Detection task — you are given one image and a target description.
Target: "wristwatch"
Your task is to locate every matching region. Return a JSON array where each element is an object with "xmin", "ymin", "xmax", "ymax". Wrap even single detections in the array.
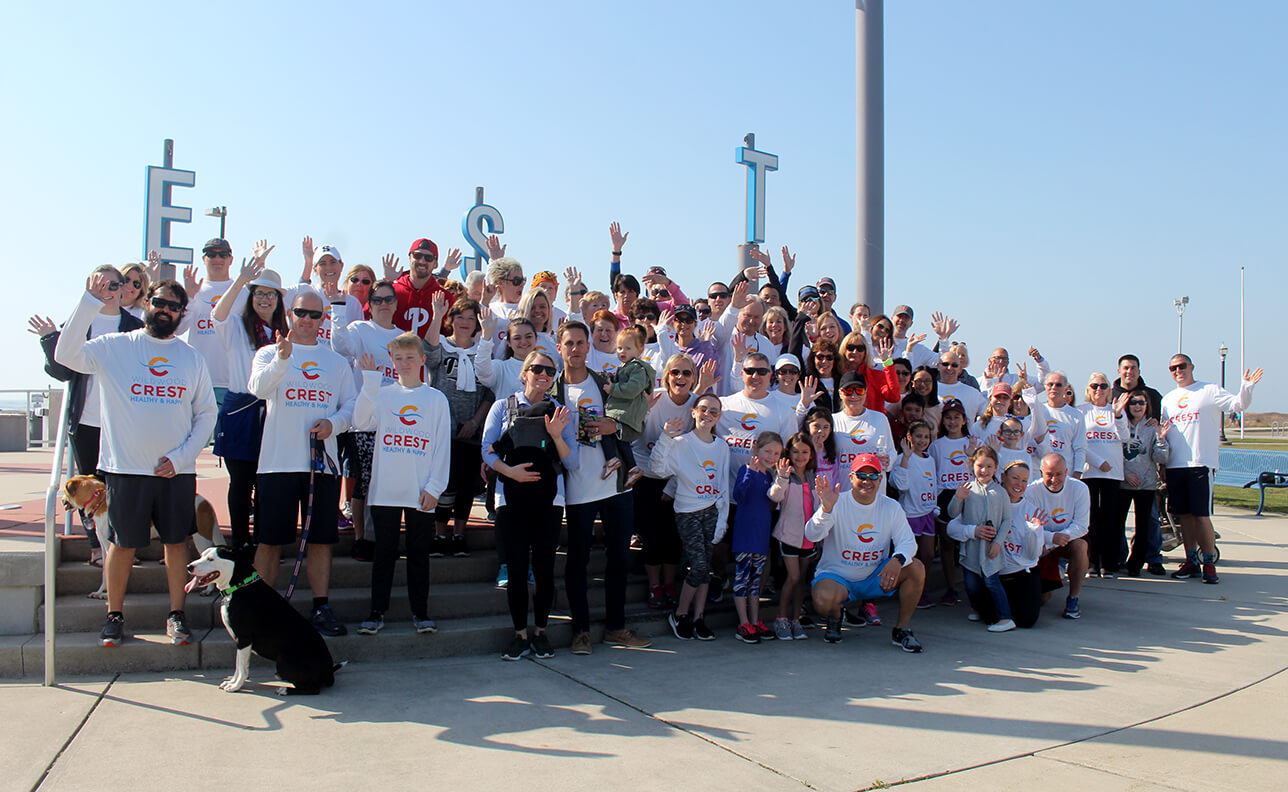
[{"xmin": 892, "ymin": 553, "xmax": 907, "ymax": 565}]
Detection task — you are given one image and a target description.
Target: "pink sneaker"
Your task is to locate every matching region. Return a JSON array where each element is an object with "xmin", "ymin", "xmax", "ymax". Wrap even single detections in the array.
[{"xmin": 862, "ymin": 602, "xmax": 881, "ymax": 626}]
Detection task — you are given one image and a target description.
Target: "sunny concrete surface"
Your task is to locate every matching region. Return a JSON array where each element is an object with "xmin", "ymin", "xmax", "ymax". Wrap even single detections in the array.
[{"xmin": 3, "ymin": 507, "xmax": 1285, "ymax": 792}]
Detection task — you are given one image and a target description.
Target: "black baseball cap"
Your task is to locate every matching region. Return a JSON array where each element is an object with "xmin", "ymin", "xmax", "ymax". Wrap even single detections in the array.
[
  {"xmin": 673, "ymin": 304, "xmax": 697, "ymax": 321},
  {"xmin": 838, "ymin": 371, "xmax": 868, "ymax": 390},
  {"xmin": 203, "ymin": 238, "xmax": 231, "ymax": 255}
]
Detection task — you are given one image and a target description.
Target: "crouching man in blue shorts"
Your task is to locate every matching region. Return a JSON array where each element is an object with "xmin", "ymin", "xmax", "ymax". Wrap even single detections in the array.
[{"xmin": 807, "ymin": 452, "xmax": 926, "ymax": 652}]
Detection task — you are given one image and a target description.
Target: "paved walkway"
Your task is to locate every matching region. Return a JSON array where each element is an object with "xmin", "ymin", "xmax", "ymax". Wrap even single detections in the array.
[{"xmin": 3, "ymin": 447, "xmax": 1286, "ymax": 791}]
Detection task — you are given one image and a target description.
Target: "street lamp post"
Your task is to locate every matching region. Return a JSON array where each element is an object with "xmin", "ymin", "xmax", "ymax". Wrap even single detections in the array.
[
  {"xmin": 204, "ymin": 206, "xmax": 227, "ymax": 239},
  {"xmin": 1219, "ymin": 343, "xmax": 1229, "ymax": 442},
  {"xmin": 1173, "ymin": 296, "xmax": 1189, "ymax": 352}
]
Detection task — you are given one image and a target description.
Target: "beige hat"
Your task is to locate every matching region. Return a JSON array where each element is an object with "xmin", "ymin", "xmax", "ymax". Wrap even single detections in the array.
[{"xmin": 247, "ymin": 269, "xmax": 284, "ymax": 294}]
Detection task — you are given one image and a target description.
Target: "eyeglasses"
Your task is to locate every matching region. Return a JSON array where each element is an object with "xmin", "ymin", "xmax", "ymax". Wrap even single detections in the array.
[
  {"xmin": 697, "ymin": 309, "xmax": 712, "ymax": 318},
  {"xmin": 650, "ymin": 290, "xmax": 670, "ymax": 299},
  {"xmin": 852, "ymin": 471, "xmax": 881, "ymax": 482},
  {"xmin": 840, "ymin": 386, "xmax": 866, "ymax": 395},
  {"xmin": 814, "ymin": 354, "xmax": 835, "ymax": 361},
  {"xmin": 124, "ymin": 278, "xmax": 141, "ymax": 289},
  {"xmin": 499, "ymin": 276, "xmax": 525, "ymax": 286},
  {"xmin": 411, "ymin": 252, "xmax": 436, "ymax": 262},
  {"xmin": 1168, "ymin": 363, "xmax": 1189, "ymax": 372},
  {"xmin": 777, "ymin": 367, "xmax": 799, "ymax": 376},
  {"xmin": 1000, "ymin": 429, "xmax": 1023, "ymax": 437},
  {"xmin": 1089, "ymin": 383, "xmax": 1110, "ymax": 390},
  {"xmin": 368, "ymin": 294, "xmax": 396, "ymax": 305},
  {"xmin": 150, "ymin": 296, "xmax": 182, "ymax": 311},
  {"xmin": 292, "ymin": 308, "xmax": 324, "ymax": 320},
  {"xmin": 250, "ymin": 289, "xmax": 279, "ymax": 300},
  {"xmin": 349, "ymin": 276, "xmax": 372, "ymax": 285},
  {"xmin": 694, "ymin": 405, "xmax": 721, "ymax": 415},
  {"xmin": 817, "ymin": 284, "xmax": 836, "ymax": 294},
  {"xmin": 105, "ymin": 281, "xmax": 121, "ymax": 291},
  {"xmin": 707, "ymin": 291, "xmax": 731, "ymax": 300},
  {"xmin": 668, "ymin": 368, "xmax": 694, "ymax": 377},
  {"xmin": 525, "ymin": 364, "xmax": 557, "ymax": 376},
  {"xmin": 743, "ymin": 367, "xmax": 771, "ymax": 376},
  {"xmin": 569, "ymin": 288, "xmax": 588, "ymax": 296},
  {"xmin": 939, "ymin": 361, "xmax": 960, "ymax": 368},
  {"xmin": 1045, "ymin": 381, "xmax": 1067, "ymax": 389}
]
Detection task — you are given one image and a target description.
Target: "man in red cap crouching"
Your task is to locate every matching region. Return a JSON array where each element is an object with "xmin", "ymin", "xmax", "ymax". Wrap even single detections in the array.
[{"xmin": 807, "ymin": 453, "xmax": 926, "ymax": 652}]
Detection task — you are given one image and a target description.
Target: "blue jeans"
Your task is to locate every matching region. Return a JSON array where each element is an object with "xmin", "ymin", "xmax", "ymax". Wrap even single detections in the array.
[
  {"xmin": 565, "ymin": 492, "xmax": 634, "ymax": 634},
  {"xmin": 963, "ymin": 567, "xmax": 1012, "ymax": 622}
]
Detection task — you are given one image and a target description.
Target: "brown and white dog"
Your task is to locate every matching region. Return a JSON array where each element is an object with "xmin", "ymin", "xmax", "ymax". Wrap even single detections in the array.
[{"xmin": 62, "ymin": 474, "xmax": 221, "ymax": 598}]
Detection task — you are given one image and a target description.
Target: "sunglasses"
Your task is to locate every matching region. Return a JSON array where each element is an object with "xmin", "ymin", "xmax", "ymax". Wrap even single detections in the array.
[
  {"xmin": 349, "ymin": 276, "xmax": 372, "ymax": 285},
  {"xmin": 852, "ymin": 470, "xmax": 881, "ymax": 482},
  {"xmin": 250, "ymin": 289, "xmax": 279, "ymax": 300},
  {"xmin": 634, "ymin": 314, "xmax": 659, "ymax": 322},
  {"xmin": 1046, "ymin": 382, "xmax": 1067, "ymax": 389},
  {"xmin": 708, "ymin": 292, "xmax": 731, "ymax": 300},
  {"xmin": 695, "ymin": 405, "xmax": 722, "ymax": 415},
  {"xmin": 368, "ymin": 295, "xmax": 396, "ymax": 305},
  {"xmin": 204, "ymin": 251, "xmax": 231, "ymax": 258},
  {"xmin": 568, "ymin": 288, "xmax": 588, "ymax": 296},
  {"xmin": 499, "ymin": 276, "xmax": 526, "ymax": 286},
  {"xmin": 124, "ymin": 278, "xmax": 141, "ymax": 289},
  {"xmin": 815, "ymin": 354, "xmax": 835, "ymax": 361},
  {"xmin": 841, "ymin": 386, "xmax": 866, "ymax": 395},
  {"xmin": 105, "ymin": 281, "xmax": 121, "ymax": 291},
  {"xmin": 674, "ymin": 315, "xmax": 696, "ymax": 324},
  {"xmin": 1129, "ymin": 400, "xmax": 1147, "ymax": 407},
  {"xmin": 668, "ymin": 368, "xmax": 694, "ymax": 377},
  {"xmin": 817, "ymin": 284, "xmax": 836, "ymax": 294},
  {"xmin": 743, "ymin": 367, "xmax": 771, "ymax": 376},
  {"xmin": 1168, "ymin": 363, "xmax": 1189, "ymax": 372},
  {"xmin": 777, "ymin": 367, "xmax": 800, "ymax": 376},
  {"xmin": 1089, "ymin": 383, "xmax": 1110, "ymax": 390},
  {"xmin": 292, "ymin": 308, "xmax": 324, "ymax": 320},
  {"xmin": 939, "ymin": 361, "xmax": 960, "ymax": 368},
  {"xmin": 411, "ymin": 252, "xmax": 436, "ymax": 262},
  {"xmin": 697, "ymin": 309, "xmax": 712, "ymax": 317},
  {"xmin": 150, "ymin": 296, "xmax": 181, "ymax": 311},
  {"xmin": 525, "ymin": 364, "xmax": 557, "ymax": 376}
]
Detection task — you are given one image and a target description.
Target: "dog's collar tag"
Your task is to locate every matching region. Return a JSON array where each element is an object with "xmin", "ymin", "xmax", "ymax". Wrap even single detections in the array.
[{"xmin": 224, "ymin": 572, "xmax": 261, "ymax": 597}]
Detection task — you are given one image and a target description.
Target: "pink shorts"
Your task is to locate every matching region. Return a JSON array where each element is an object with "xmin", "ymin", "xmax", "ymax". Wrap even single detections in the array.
[{"xmin": 907, "ymin": 512, "xmax": 937, "ymax": 537}]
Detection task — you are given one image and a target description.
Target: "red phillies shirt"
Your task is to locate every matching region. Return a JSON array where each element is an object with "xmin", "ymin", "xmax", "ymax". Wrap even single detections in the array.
[{"xmin": 392, "ymin": 274, "xmax": 455, "ymax": 338}]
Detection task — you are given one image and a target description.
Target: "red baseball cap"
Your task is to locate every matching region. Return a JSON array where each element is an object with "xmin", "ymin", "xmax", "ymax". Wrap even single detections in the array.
[
  {"xmin": 850, "ymin": 453, "xmax": 883, "ymax": 474},
  {"xmin": 409, "ymin": 238, "xmax": 438, "ymax": 258}
]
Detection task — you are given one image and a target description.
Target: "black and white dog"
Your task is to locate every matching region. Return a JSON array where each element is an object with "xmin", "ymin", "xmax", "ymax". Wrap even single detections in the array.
[{"xmin": 187, "ymin": 545, "xmax": 342, "ymax": 695}]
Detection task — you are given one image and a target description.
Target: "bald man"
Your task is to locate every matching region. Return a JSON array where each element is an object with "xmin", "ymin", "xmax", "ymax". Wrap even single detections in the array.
[{"xmin": 1025, "ymin": 454, "xmax": 1090, "ymax": 619}]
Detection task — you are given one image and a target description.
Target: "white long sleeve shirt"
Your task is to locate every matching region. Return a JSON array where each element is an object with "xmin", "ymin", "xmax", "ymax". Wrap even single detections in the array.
[
  {"xmin": 331, "ymin": 316, "xmax": 402, "ymax": 388},
  {"xmin": 929, "ymin": 436, "xmax": 973, "ymax": 491},
  {"xmin": 806, "ymin": 492, "xmax": 917, "ymax": 582},
  {"xmin": 1024, "ymin": 477, "xmax": 1090, "ymax": 548},
  {"xmin": 284, "ymin": 283, "xmax": 363, "ymax": 346},
  {"xmin": 831, "ymin": 409, "xmax": 895, "ymax": 478},
  {"xmin": 248, "ymin": 342, "xmax": 357, "ymax": 474},
  {"xmin": 635, "ymin": 393, "xmax": 695, "ymax": 480},
  {"xmin": 1080, "ymin": 403, "xmax": 1129, "ymax": 480},
  {"xmin": 890, "ymin": 452, "xmax": 939, "ymax": 518},
  {"xmin": 1161, "ymin": 379, "xmax": 1255, "ymax": 470},
  {"xmin": 187, "ymin": 279, "xmax": 239, "ymax": 388},
  {"xmin": 718, "ymin": 390, "xmax": 798, "ymax": 487},
  {"xmin": 938, "ymin": 381, "xmax": 985, "ymax": 420},
  {"xmin": 946, "ymin": 492, "xmax": 1045, "ymax": 575},
  {"xmin": 352, "ymin": 372, "xmax": 451, "ymax": 508},
  {"xmin": 55, "ymin": 291, "xmax": 216, "ymax": 476},
  {"xmin": 650, "ymin": 431, "xmax": 730, "ymax": 527},
  {"xmin": 1031, "ymin": 400, "xmax": 1087, "ymax": 473},
  {"xmin": 475, "ymin": 341, "xmax": 524, "ymax": 408}
]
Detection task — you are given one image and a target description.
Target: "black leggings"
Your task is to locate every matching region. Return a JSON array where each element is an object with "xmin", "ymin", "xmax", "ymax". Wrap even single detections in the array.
[
  {"xmin": 496, "ymin": 446, "xmax": 561, "ymax": 631},
  {"xmin": 964, "ymin": 568, "xmax": 1042, "ymax": 628},
  {"xmin": 224, "ymin": 458, "xmax": 257, "ymax": 548},
  {"xmin": 1085, "ymin": 478, "xmax": 1123, "ymax": 572},
  {"xmin": 70, "ymin": 424, "xmax": 102, "ymax": 549},
  {"xmin": 1117, "ymin": 488, "xmax": 1157, "ymax": 570},
  {"xmin": 370, "ymin": 505, "xmax": 433, "ymax": 617},
  {"xmin": 436, "ymin": 440, "xmax": 482, "ymax": 524},
  {"xmin": 634, "ymin": 476, "xmax": 681, "ymax": 566}
]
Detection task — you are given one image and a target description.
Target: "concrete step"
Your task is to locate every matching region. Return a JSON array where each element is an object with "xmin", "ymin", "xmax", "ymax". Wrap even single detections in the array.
[
  {"xmin": 42, "ymin": 575, "xmax": 654, "ymax": 633},
  {"xmin": 12, "ymin": 605, "xmax": 744, "ymax": 678}
]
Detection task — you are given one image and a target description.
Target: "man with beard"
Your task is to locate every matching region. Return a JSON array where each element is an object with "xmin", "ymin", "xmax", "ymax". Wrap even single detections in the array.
[
  {"xmin": 56, "ymin": 274, "xmax": 216, "ymax": 647},
  {"xmin": 387, "ymin": 238, "xmax": 459, "ymax": 339}
]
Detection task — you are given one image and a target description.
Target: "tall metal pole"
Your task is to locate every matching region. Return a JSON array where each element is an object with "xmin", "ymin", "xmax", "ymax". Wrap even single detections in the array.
[
  {"xmin": 1174, "ymin": 296, "xmax": 1188, "ymax": 353},
  {"xmin": 1219, "ymin": 343, "xmax": 1228, "ymax": 443},
  {"xmin": 1240, "ymin": 267, "xmax": 1245, "ymax": 439},
  {"xmin": 855, "ymin": 0, "xmax": 884, "ymax": 313}
]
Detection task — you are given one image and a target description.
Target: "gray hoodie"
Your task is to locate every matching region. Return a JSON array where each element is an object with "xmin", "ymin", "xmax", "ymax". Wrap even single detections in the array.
[{"xmin": 1122, "ymin": 419, "xmax": 1169, "ymax": 491}]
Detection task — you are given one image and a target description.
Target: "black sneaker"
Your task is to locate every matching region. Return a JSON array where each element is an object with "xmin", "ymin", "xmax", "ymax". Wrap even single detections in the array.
[
  {"xmin": 1202, "ymin": 562, "xmax": 1220, "ymax": 584},
  {"xmin": 668, "ymin": 611, "xmax": 694, "ymax": 640},
  {"xmin": 429, "ymin": 535, "xmax": 448, "ymax": 558},
  {"xmin": 692, "ymin": 617, "xmax": 716, "ymax": 641},
  {"xmin": 530, "ymin": 632, "xmax": 554, "ymax": 659},
  {"xmin": 1172, "ymin": 560, "xmax": 1200, "ymax": 579},
  {"xmin": 311, "ymin": 604, "xmax": 348, "ymax": 636},
  {"xmin": 706, "ymin": 574, "xmax": 724, "ymax": 604},
  {"xmin": 1147, "ymin": 562, "xmax": 1167, "ymax": 576},
  {"xmin": 451, "ymin": 534, "xmax": 470, "ymax": 557},
  {"xmin": 502, "ymin": 635, "xmax": 531, "ymax": 661},
  {"xmin": 100, "ymin": 612, "xmax": 125, "ymax": 647},
  {"xmin": 824, "ymin": 617, "xmax": 843, "ymax": 643},
  {"xmin": 891, "ymin": 627, "xmax": 923, "ymax": 653},
  {"xmin": 843, "ymin": 608, "xmax": 865, "ymax": 627},
  {"xmin": 735, "ymin": 623, "xmax": 760, "ymax": 644},
  {"xmin": 350, "ymin": 538, "xmax": 374, "ymax": 562},
  {"xmin": 166, "ymin": 610, "xmax": 192, "ymax": 646}
]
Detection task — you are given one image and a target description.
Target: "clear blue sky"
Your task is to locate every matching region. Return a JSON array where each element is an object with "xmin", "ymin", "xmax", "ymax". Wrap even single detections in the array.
[{"xmin": 4, "ymin": 1, "xmax": 1283, "ymax": 408}]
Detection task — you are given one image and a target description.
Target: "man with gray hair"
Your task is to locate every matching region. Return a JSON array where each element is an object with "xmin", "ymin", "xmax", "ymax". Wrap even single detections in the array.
[
  {"xmin": 715, "ymin": 284, "xmax": 771, "ymax": 396},
  {"xmin": 1032, "ymin": 370, "xmax": 1086, "ymax": 478},
  {"xmin": 1026, "ymin": 453, "xmax": 1090, "ymax": 619}
]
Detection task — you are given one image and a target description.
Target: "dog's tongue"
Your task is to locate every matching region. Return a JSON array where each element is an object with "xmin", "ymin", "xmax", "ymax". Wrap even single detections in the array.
[{"xmin": 184, "ymin": 575, "xmax": 201, "ymax": 594}]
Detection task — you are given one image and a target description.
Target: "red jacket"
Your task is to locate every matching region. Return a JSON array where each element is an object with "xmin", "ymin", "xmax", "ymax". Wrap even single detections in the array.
[
  {"xmin": 392, "ymin": 273, "xmax": 455, "ymax": 338},
  {"xmin": 864, "ymin": 365, "xmax": 901, "ymax": 411}
]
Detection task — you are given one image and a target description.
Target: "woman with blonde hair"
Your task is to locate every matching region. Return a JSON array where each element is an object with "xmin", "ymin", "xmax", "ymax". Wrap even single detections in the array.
[{"xmin": 1080, "ymin": 371, "xmax": 1130, "ymax": 577}]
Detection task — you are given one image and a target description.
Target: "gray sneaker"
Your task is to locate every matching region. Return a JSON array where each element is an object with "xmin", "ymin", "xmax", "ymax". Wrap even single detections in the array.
[
  {"xmin": 773, "ymin": 617, "xmax": 793, "ymax": 641},
  {"xmin": 790, "ymin": 619, "xmax": 808, "ymax": 640},
  {"xmin": 166, "ymin": 611, "xmax": 191, "ymax": 646},
  {"xmin": 412, "ymin": 616, "xmax": 438, "ymax": 634},
  {"xmin": 357, "ymin": 612, "xmax": 384, "ymax": 635},
  {"xmin": 100, "ymin": 612, "xmax": 125, "ymax": 647}
]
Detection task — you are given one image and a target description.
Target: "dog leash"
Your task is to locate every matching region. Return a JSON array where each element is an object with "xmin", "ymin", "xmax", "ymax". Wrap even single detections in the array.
[{"xmin": 284, "ymin": 436, "xmax": 339, "ymax": 602}]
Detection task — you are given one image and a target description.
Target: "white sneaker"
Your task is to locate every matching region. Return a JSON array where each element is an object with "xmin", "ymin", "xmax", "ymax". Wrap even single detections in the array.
[
  {"xmin": 987, "ymin": 618, "xmax": 1017, "ymax": 633},
  {"xmin": 967, "ymin": 611, "xmax": 981, "ymax": 622}
]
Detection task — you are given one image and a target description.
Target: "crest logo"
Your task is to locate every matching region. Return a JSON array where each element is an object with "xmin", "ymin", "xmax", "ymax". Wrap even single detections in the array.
[
  {"xmin": 701, "ymin": 460, "xmax": 717, "ymax": 480},
  {"xmin": 856, "ymin": 524, "xmax": 876, "ymax": 543},
  {"xmin": 299, "ymin": 361, "xmax": 321, "ymax": 380},
  {"xmin": 739, "ymin": 413, "xmax": 758, "ymax": 432},
  {"xmin": 395, "ymin": 405, "xmax": 421, "ymax": 426},
  {"xmin": 145, "ymin": 357, "xmax": 172, "ymax": 377}
]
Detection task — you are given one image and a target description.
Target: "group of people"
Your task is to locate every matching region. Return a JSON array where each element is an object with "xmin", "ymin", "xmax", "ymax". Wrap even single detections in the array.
[{"xmin": 30, "ymin": 225, "xmax": 1262, "ymax": 657}]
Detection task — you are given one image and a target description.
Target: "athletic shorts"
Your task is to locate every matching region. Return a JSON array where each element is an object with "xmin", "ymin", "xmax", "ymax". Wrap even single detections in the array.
[
  {"xmin": 812, "ymin": 559, "xmax": 898, "ymax": 602},
  {"xmin": 255, "ymin": 471, "xmax": 340, "ymax": 546},
  {"xmin": 907, "ymin": 512, "xmax": 937, "ymax": 537},
  {"xmin": 104, "ymin": 473, "xmax": 196, "ymax": 549},
  {"xmin": 775, "ymin": 537, "xmax": 819, "ymax": 559},
  {"xmin": 1037, "ymin": 544, "xmax": 1078, "ymax": 593},
  {"xmin": 1165, "ymin": 467, "xmax": 1211, "ymax": 518}
]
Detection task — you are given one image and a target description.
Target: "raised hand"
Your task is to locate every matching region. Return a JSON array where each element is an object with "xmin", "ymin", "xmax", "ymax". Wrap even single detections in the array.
[
  {"xmin": 251, "ymin": 239, "xmax": 273, "ymax": 262},
  {"xmin": 381, "ymin": 253, "xmax": 401, "ymax": 281},
  {"xmin": 484, "ymin": 235, "xmax": 506, "ymax": 261},
  {"xmin": 274, "ymin": 330, "xmax": 292, "ymax": 360},
  {"xmin": 730, "ymin": 279, "xmax": 750, "ymax": 309},
  {"xmin": 663, "ymin": 417, "xmax": 687, "ymax": 438},
  {"xmin": 27, "ymin": 315, "xmax": 56, "ymax": 337},
  {"xmin": 443, "ymin": 248, "xmax": 462, "ymax": 272},
  {"xmin": 1158, "ymin": 419, "xmax": 1172, "ymax": 440},
  {"xmin": 775, "ymin": 457, "xmax": 791, "ymax": 478},
  {"xmin": 749, "ymin": 454, "xmax": 765, "ymax": 474},
  {"xmin": 564, "ymin": 266, "xmax": 583, "ymax": 287},
  {"xmin": 698, "ymin": 320, "xmax": 717, "ymax": 342},
  {"xmin": 430, "ymin": 291, "xmax": 449, "ymax": 322},
  {"xmin": 731, "ymin": 331, "xmax": 749, "ymax": 362},
  {"xmin": 609, "ymin": 222, "xmax": 629, "ymax": 252},
  {"xmin": 875, "ymin": 336, "xmax": 894, "ymax": 362},
  {"xmin": 481, "ymin": 280, "xmax": 497, "ymax": 306},
  {"xmin": 1027, "ymin": 507, "xmax": 1051, "ymax": 529},
  {"xmin": 800, "ymin": 375, "xmax": 821, "ymax": 406},
  {"xmin": 815, "ymin": 475, "xmax": 839, "ymax": 510},
  {"xmin": 1016, "ymin": 362, "xmax": 1029, "ymax": 385},
  {"xmin": 545, "ymin": 405, "xmax": 572, "ymax": 437},
  {"xmin": 645, "ymin": 390, "xmax": 664, "ymax": 410},
  {"xmin": 955, "ymin": 483, "xmax": 971, "ymax": 501},
  {"xmin": 86, "ymin": 272, "xmax": 114, "ymax": 302},
  {"xmin": 146, "ymin": 250, "xmax": 163, "ymax": 281},
  {"xmin": 966, "ymin": 434, "xmax": 979, "ymax": 453},
  {"xmin": 479, "ymin": 305, "xmax": 497, "ymax": 340},
  {"xmin": 748, "ymin": 246, "xmax": 771, "ymax": 268},
  {"xmin": 302, "ymin": 236, "xmax": 315, "ymax": 267},
  {"xmin": 657, "ymin": 308, "xmax": 674, "ymax": 330},
  {"xmin": 357, "ymin": 353, "xmax": 378, "ymax": 372},
  {"xmin": 1245, "ymin": 367, "xmax": 1264, "ymax": 385},
  {"xmin": 696, "ymin": 359, "xmax": 720, "ymax": 395},
  {"xmin": 781, "ymin": 245, "xmax": 795, "ymax": 273},
  {"xmin": 236, "ymin": 256, "xmax": 265, "ymax": 284},
  {"xmin": 1113, "ymin": 391, "xmax": 1131, "ymax": 415},
  {"xmin": 1028, "ymin": 346, "xmax": 1042, "ymax": 361},
  {"xmin": 899, "ymin": 436, "xmax": 912, "ymax": 457},
  {"xmin": 183, "ymin": 264, "xmax": 204, "ymax": 296}
]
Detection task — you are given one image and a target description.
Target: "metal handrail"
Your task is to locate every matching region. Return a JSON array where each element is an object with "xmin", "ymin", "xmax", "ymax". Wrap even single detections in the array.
[{"xmin": 42, "ymin": 393, "xmax": 72, "ymax": 686}]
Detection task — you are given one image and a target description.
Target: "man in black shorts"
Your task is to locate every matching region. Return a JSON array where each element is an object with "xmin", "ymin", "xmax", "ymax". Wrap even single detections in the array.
[{"xmin": 56, "ymin": 273, "xmax": 217, "ymax": 646}]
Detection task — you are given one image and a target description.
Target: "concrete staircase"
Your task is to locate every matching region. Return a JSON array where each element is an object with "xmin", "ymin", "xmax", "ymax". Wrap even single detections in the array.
[{"xmin": 4, "ymin": 505, "xmax": 739, "ymax": 678}]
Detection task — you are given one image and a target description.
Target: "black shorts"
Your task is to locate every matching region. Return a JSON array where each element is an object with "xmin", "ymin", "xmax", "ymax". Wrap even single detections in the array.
[
  {"xmin": 104, "ymin": 473, "xmax": 196, "ymax": 549},
  {"xmin": 255, "ymin": 472, "xmax": 340, "ymax": 546},
  {"xmin": 775, "ymin": 537, "xmax": 819, "ymax": 559},
  {"xmin": 1165, "ymin": 467, "xmax": 1211, "ymax": 518}
]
